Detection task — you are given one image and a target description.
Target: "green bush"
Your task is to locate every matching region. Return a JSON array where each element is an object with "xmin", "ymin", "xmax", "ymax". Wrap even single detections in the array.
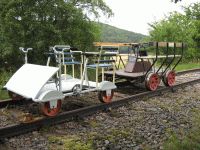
[{"xmin": 0, "ymin": 70, "xmax": 12, "ymax": 99}]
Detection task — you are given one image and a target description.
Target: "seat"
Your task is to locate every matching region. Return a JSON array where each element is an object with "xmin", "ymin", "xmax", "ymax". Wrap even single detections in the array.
[
  {"xmin": 124, "ymin": 56, "xmax": 136, "ymax": 72},
  {"xmin": 86, "ymin": 51, "xmax": 115, "ymax": 69},
  {"xmin": 62, "ymin": 49, "xmax": 82, "ymax": 78},
  {"xmin": 87, "ymin": 63, "xmax": 112, "ymax": 68},
  {"xmin": 124, "ymin": 55, "xmax": 151, "ymax": 73}
]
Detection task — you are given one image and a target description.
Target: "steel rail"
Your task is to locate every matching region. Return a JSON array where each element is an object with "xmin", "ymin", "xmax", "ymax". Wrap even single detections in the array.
[{"xmin": 0, "ymin": 76, "xmax": 200, "ymax": 139}]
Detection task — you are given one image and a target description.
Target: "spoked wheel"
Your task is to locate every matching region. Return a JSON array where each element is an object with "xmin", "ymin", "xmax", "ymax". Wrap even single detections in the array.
[
  {"xmin": 145, "ymin": 72, "xmax": 160, "ymax": 91},
  {"xmin": 8, "ymin": 91, "xmax": 23, "ymax": 100},
  {"xmin": 98, "ymin": 90, "xmax": 114, "ymax": 103},
  {"xmin": 41, "ymin": 100, "xmax": 62, "ymax": 117},
  {"xmin": 163, "ymin": 70, "xmax": 176, "ymax": 87}
]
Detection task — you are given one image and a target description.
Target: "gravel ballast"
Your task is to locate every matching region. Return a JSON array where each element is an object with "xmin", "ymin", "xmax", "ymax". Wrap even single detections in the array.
[{"xmin": 1, "ymin": 84, "xmax": 200, "ymax": 150}]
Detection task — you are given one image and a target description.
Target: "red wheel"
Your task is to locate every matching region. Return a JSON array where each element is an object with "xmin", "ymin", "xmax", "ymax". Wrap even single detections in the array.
[
  {"xmin": 41, "ymin": 100, "xmax": 62, "ymax": 117},
  {"xmin": 8, "ymin": 91, "xmax": 23, "ymax": 100},
  {"xmin": 163, "ymin": 70, "xmax": 176, "ymax": 87},
  {"xmin": 145, "ymin": 72, "xmax": 160, "ymax": 91},
  {"xmin": 98, "ymin": 90, "xmax": 114, "ymax": 103}
]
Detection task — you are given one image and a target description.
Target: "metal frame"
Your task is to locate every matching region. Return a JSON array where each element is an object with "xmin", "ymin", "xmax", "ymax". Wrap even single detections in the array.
[
  {"xmin": 46, "ymin": 48, "xmax": 117, "ymax": 98},
  {"xmin": 93, "ymin": 42, "xmax": 140, "ymax": 70},
  {"xmin": 82, "ymin": 51, "xmax": 116, "ymax": 85},
  {"xmin": 103, "ymin": 41, "xmax": 184, "ymax": 84},
  {"xmin": 172, "ymin": 42, "xmax": 184, "ymax": 70},
  {"xmin": 5, "ymin": 45, "xmax": 117, "ymax": 105}
]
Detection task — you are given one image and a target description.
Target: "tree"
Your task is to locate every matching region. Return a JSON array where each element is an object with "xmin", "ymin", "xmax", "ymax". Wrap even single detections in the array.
[
  {"xmin": 172, "ymin": 0, "xmax": 182, "ymax": 3},
  {"xmin": 184, "ymin": 2, "xmax": 200, "ymax": 48},
  {"xmin": 68, "ymin": 0, "xmax": 113, "ymax": 18},
  {"xmin": 0, "ymin": 0, "xmax": 112, "ymax": 69},
  {"xmin": 149, "ymin": 12, "xmax": 195, "ymax": 42},
  {"xmin": 148, "ymin": 10, "xmax": 198, "ymax": 61}
]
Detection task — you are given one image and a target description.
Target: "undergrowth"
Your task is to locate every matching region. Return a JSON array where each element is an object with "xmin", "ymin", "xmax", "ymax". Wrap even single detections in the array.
[
  {"xmin": 48, "ymin": 135, "xmax": 93, "ymax": 150},
  {"xmin": 0, "ymin": 70, "xmax": 12, "ymax": 99}
]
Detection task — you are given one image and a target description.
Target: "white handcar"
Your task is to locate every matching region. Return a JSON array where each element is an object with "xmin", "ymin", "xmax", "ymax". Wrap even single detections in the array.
[{"xmin": 4, "ymin": 46, "xmax": 116, "ymax": 116}]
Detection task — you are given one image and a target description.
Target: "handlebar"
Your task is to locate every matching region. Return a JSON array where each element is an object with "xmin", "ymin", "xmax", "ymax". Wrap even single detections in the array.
[
  {"xmin": 53, "ymin": 45, "xmax": 70, "ymax": 54},
  {"xmin": 19, "ymin": 47, "xmax": 33, "ymax": 64},
  {"xmin": 19, "ymin": 47, "xmax": 33, "ymax": 53}
]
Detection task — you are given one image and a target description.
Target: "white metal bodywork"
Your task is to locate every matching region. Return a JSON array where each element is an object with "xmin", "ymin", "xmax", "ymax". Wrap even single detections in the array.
[
  {"xmin": 40, "ymin": 78, "xmax": 95, "ymax": 93},
  {"xmin": 37, "ymin": 90, "xmax": 64, "ymax": 103},
  {"xmin": 38, "ymin": 79, "xmax": 116, "ymax": 100},
  {"xmin": 5, "ymin": 64, "xmax": 59, "ymax": 100},
  {"xmin": 4, "ymin": 45, "xmax": 116, "ymax": 114},
  {"xmin": 5, "ymin": 63, "xmax": 116, "ymax": 103}
]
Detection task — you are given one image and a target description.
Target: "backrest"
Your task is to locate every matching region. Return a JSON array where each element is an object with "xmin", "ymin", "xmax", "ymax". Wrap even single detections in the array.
[
  {"xmin": 132, "ymin": 61, "xmax": 151, "ymax": 73},
  {"xmin": 95, "ymin": 50, "xmax": 116, "ymax": 65},
  {"xmin": 124, "ymin": 56, "xmax": 136, "ymax": 72},
  {"xmin": 62, "ymin": 49, "xmax": 75, "ymax": 64}
]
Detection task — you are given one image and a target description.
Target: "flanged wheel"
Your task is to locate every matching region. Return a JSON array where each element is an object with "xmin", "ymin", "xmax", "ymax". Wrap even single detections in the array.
[
  {"xmin": 8, "ymin": 91, "xmax": 23, "ymax": 100},
  {"xmin": 98, "ymin": 90, "xmax": 114, "ymax": 103},
  {"xmin": 163, "ymin": 70, "xmax": 176, "ymax": 87},
  {"xmin": 145, "ymin": 72, "xmax": 160, "ymax": 91},
  {"xmin": 41, "ymin": 100, "xmax": 62, "ymax": 117}
]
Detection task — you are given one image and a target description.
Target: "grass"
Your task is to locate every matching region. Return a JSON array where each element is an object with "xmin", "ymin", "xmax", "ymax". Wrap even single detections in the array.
[
  {"xmin": 163, "ymin": 109, "xmax": 200, "ymax": 150},
  {"xmin": 175, "ymin": 62, "xmax": 200, "ymax": 71},
  {"xmin": 48, "ymin": 135, "xmax": 93, "ymax": 150},
  {"xmin": 46, "ymin": 127, "xmax": 133, "ymax": 149},
  {"xmin": 154, "ymin": 62, "xmax": 200, "ymax": 72}
]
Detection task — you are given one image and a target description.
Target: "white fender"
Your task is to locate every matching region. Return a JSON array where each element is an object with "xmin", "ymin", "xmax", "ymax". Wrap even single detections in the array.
[
  {"xmin": 98, "ymin": 81, "xmax": 117, "ymax": 91},
  {"xmin": 34, "ymin": 90, "xmax": 64, "ymax": 103}
]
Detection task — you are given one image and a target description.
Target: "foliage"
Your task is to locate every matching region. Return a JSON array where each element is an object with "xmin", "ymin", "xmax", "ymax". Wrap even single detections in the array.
[
  {"xmin": 0, "ymin": 70, "xmax": 12, "ymax": 99},
  {"xmin": 149, "ymin": 2, "xmax": 200, "ymax": 61},
  {"xmin": 0, "ymin": 90, "xmax": 9, "ymax": 100},
  {"xmin": 0, "ymin": 70, "xmax": 12, "ymax": 87},
  {"xmin": 99, "ymin": 23, "xmax": 146, "ymax": 43},
  {"xmin": 0, "ymin": 0, "xmax": 112, "ymax": 69},
  {"xmin": 184, "ymin": 3, "xmax": 200, "ymax": 48},
  {"xmin": 68, "ymin": 0, "xmax": 113, "ymax": 18}
]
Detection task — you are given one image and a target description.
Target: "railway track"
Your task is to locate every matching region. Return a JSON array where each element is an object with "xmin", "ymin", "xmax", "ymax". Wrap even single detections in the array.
[
  {"xmin": 1, "ymin": 68, "xmax": 199, "ymax": 108},
  {"xmin": 0, "ymin": 68, "xmax": 200, "ymax": 139}
]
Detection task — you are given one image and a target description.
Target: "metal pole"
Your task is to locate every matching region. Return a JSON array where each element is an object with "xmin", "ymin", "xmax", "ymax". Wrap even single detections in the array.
[
  {"xmin": 25, "ymin": 52, "xmax": 28, "ymax": 64},
  {"xmin": 58, "ymin": 53, "xmax": 62, "ymax": 92}
]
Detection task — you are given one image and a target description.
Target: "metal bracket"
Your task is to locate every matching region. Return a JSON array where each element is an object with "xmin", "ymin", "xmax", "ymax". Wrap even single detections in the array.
[{"xmin": 50, "ymin": 100, "xmax": 58, "ymax": 109}]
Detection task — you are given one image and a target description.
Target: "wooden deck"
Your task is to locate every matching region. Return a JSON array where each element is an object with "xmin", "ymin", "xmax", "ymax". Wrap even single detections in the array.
[
  {"xmin": 105, "ymin": 70, "xmax": 146, "ymax": 78},
  {"xmin": 138, "ymin": 55, "xmax": 181, "ymax": 59}
]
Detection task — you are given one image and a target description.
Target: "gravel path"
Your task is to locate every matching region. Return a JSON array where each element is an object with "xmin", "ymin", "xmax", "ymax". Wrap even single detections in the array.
[{"xmin": 1, "ymin": 84, "xmax": 200, "ymax": 150}]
